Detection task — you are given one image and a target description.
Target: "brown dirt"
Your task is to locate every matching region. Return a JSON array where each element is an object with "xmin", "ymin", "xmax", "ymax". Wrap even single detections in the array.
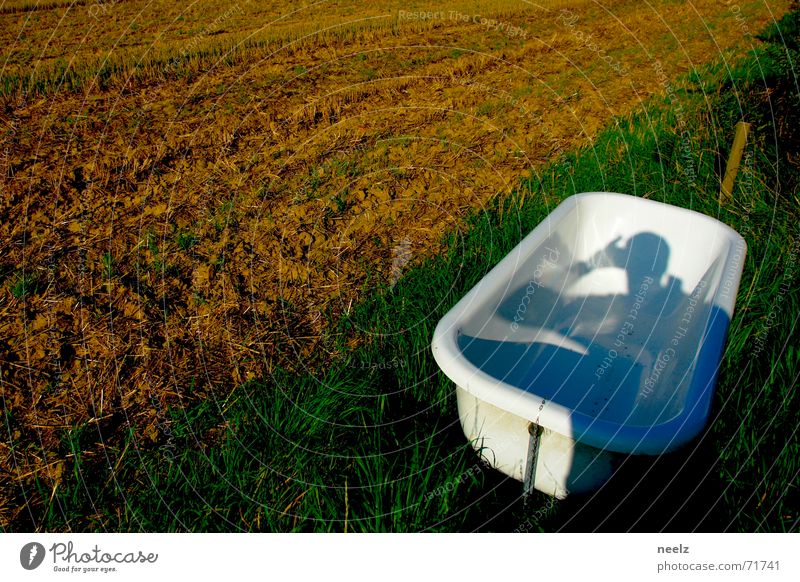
[{"xmin": 0, "ymin": 0, "xmax": 791, "ymax": 526}]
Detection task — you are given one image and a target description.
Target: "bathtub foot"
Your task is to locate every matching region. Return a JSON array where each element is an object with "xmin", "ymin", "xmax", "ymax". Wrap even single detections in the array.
[{"xmin": 523, "ymin": 421, "xmax": 543, "ymax": 507}]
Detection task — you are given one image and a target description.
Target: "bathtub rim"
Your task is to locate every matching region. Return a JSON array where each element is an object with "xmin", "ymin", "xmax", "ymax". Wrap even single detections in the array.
[{"xmin": 431, "ymin": 192, "xmax": 747, "ymax": 455}]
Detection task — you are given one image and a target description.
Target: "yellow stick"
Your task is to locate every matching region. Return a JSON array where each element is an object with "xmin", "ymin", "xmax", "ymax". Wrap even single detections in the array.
[{"xmin": 720, "ymin": 121, "xmax": 751, "ymax": 203}]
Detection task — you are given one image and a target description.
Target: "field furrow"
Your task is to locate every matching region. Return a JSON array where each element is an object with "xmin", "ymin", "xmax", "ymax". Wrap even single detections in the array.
[{"xmin": 0, "ymin": 0, "xmax": 793, "ymax": 527}]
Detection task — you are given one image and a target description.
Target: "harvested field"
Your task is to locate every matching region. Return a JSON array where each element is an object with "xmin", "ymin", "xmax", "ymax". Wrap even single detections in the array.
[{"xmin": 0, "ymin": 0, "xmax": 793, "ymax": 527}]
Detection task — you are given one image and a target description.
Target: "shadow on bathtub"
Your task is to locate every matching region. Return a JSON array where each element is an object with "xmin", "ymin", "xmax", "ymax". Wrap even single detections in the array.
[{"xmin": 457, "ymin": 231, "xmax": 732, "ymax": 496}]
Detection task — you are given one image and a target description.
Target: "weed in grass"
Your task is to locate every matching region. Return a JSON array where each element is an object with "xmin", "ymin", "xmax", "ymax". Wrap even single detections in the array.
[
  {"xmin": 212, "ymin": 199, "xmax": 236, "ymax": 232},
  {"xmin": 304, "ymin": 166, "xmax": 325, "ymax": 199},
  {"xmin": 360, "ymin": 67, "xmax": 378, "ymax": 81},
  {"xmin": 101, "ymin": 251, "xmax": 114, "ymax": 280},
  {"xmin": 176, "ymin": 231, "xmax": 199, "ymax": 251},
  {"xmin": 9, "ymin": 272, "xmax": 39, "ymax": 298},
  {"xmin": 332, "ymin": 191, "xmax": 349, "ymax": 213},
  {"xmin": 475, "ymin": 101, "xmax": 496, "ymax": 117}
]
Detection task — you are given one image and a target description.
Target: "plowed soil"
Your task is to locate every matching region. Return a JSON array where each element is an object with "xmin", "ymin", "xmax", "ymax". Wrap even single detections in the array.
[{"xmin": 0, "ymin": 0, "xmax": 791, "ymax": 525}]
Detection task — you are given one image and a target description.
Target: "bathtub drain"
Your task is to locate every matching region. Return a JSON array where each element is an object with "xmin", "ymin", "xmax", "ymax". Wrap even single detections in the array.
[{"xmin": 523, "ymin": 421, "xmax": 544, "ymax": 507}]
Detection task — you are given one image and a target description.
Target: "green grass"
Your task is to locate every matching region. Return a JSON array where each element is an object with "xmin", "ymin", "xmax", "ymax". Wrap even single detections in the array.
[
  {"xmin": 9, "ymin": 10, "xmax": 800, "ymax": 532},
  {"xmin": 8, "ymin": 271, "xmax": 39, "ymax": 298},
  {"xmin": 25, "ymin": 369, "xmax": 488, "ymax": 532},
  {"xmin": 101, "ymin": 251, "xmax": 114, "ymax": 280},
  {"xmin": 176, "ymin": 230, "xmax": 199, "ymax": 251}
]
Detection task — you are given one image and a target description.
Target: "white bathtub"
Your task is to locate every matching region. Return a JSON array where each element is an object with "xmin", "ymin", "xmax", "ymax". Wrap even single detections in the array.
[{"xmin": 431, "ymin": 192, "xmax": 746, "ymax": 498}]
